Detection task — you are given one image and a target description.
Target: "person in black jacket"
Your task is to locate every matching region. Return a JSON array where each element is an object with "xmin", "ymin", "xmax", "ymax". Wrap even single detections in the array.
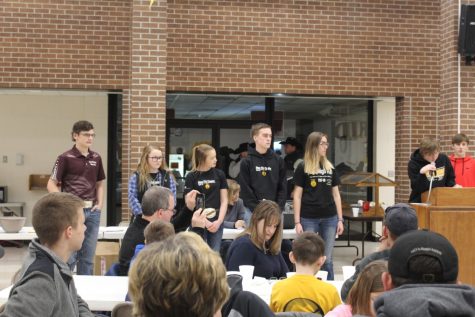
[
  {"xmin": 407, "ymin": 137, "xmax": 457, "ymax": 203},
  {"xmin": 117, "ymin": 186, "xmax": 203, "ymax": 276},
  {"xmin": 238, "ymin": 123, "xmax": 287, "ymax": 214}
]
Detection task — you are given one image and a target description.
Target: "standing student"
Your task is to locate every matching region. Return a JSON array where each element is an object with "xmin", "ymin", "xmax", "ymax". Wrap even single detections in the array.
[
  {"xmin": 293, "ymin": 132, "xmax": 344, "ymax": 280},
  {"xmin": 128, "ymin": 145, "xmax": 176, "ymax": 219},
  {"xmin": 238, "ymin": 123, "xmax": 287, "ymax": 213},
  {"xmin": 408, "ymin": 137, "xmax": 457, "ymax": 203},
  {"xmin": 184, "ymin": 144, "xmax": 228, "ymax": 251},
  {"xmin": 0, "ymin": 192, "xmax": 94, "ymax": 317},
  {"xmin": 47, "ymin": 120, "xmax": 105, "ymax": 275},
  {"xmin": 449, "ymin": 133, "xmax": 475, "ymax": 187}
]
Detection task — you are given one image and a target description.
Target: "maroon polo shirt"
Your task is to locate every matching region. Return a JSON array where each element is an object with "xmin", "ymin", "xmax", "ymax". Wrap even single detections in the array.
[{"xmin": 50, "ymin": 145, "xmax": 105, "ymax": 202}]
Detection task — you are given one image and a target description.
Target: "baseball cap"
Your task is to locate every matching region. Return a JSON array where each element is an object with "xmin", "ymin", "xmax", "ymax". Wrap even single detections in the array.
[
  {"xmin": 389, "ymin": 230, "xmax": 458, "ymax": 283},
  {"xmin": 234, "ymin": 143, "xmax": 249, "ymax": 154},
  {"xmin": 383, "ymin": 203, "xmax": 418, "ymax": 237},
  {"xmin": 279, "ymin": 137, "xmax": 301, "ymax": 147}
]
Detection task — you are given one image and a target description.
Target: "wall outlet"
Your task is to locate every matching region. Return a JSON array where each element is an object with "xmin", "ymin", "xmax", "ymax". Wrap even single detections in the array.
[{"xmin": 2, "ymin": 156, "xmax": 7, "ymax": 163}]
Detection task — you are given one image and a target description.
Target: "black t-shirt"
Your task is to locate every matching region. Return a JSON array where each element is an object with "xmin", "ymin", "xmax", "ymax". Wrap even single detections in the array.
[
  {"xmin": 184, "ymin": 168, "xmax": 228, "ymax": 218},
  {"xmin": 293, "ymin": 163, "xmax": 340, "ymax": 218}
]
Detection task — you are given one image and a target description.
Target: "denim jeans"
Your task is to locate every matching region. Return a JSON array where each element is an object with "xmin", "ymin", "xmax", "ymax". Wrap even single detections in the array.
[
  {"xmin": 300, "ymin": 215, "xmax": 338, "ymax": 280},
  {"xmin": 205, "ymin": 223, "xmax": 224, "ymax": 252},
  {"xmin": 68, "ymin": 208, "xmax": 101, "ymax": 275}
]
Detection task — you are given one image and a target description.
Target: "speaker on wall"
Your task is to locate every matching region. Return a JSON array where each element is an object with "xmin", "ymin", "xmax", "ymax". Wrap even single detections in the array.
[{"xmin": 458, "ymin": 4, "xmax": 475, "ymax": 56}]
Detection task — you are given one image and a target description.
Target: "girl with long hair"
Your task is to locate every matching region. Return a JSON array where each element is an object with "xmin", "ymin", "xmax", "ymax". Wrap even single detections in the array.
[
  {"xmin": 293, "ymin": 132, "xmax": 344, "ymax": 280},
  {"xmin": 184, "ymin": 143, "xmax": 228, "ymax": 251},
  {"xmin": 325, "ymin": 261, "xmax": 387, "ymax": 317},
  {"xmin": 128, "ymin": 145, "xmax": 176, "ymax": 218},
  {"xmin": 226, "ymin": 200, "xmax": 288, "ymax": 279}
]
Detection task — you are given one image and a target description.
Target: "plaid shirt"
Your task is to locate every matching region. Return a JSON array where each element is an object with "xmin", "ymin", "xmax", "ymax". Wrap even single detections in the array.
[{"xmin": 128, "ymin": 171, "xmax": 177, "ymax": 215}]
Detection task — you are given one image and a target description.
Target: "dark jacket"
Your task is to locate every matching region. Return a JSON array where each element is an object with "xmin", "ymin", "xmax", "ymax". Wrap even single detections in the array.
[
  {"xmin": 407, "ymin": 150, "xmax": 455, "ymax": 203},
  {"xmin": 374, "ymin": 284, "xmax": 475, "ymax": 317},
  {"xmin": 238, "ymin": 147, "xmax": 286, "ymax": 211},
  {"xmin": 222, "ymin": 274, "xmax": 275, "ymax": 317},
  {"xmin": 0, "ymin": 240, "xmax": 94, "ymax": 317}
]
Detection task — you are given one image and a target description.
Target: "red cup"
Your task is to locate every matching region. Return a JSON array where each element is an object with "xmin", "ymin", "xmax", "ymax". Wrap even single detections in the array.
[{"xmin": 362, "ymin": 201, "xmax": 370, "ymax": 212}]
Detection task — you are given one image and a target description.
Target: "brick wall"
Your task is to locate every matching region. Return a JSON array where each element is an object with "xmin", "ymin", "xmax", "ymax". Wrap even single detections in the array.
[
  {"xmin": 167, "ymin": 0, "xmax": 444, "ymax": 201},
  {"xmin": 0, "ymin": 0, "xmax": 131, "ymax": 89},
  {"xmin": 3, "ymin": 0, "xmax": 475, "ymax": 214}
]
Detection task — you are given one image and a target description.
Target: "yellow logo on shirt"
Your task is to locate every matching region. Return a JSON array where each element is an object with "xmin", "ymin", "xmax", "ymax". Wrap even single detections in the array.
[
  {"xmin": 310, "ymin": 179, "xmax": 317, "ymax": 187},
  {"xmin": 262, "ymin": 171, "xmax": 267, "ymax": 176},
  {"xmin": 204, "ymin": 183, "xmax": 210, "ymax": 189}
]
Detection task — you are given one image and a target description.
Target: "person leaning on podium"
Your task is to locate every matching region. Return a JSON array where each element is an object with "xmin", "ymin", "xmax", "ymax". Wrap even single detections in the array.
[{"xmin": 407, "ymin": 137, "xmax": 459, "ymax": 203}]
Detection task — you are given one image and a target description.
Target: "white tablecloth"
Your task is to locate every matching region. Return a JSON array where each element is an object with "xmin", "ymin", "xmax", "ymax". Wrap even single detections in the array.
[{"xmin": 0, "ymin": 275, "xmax": 128, "ymax": 311}]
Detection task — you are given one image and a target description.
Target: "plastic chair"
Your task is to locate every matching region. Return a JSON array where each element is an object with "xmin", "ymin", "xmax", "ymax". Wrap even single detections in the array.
[
  {"xmin": 282, "ymin": 298, "xmax": 324, "ymax": 315},
  {"xmin": 111, "ymin": 302, "xmax": 133, "ymax": 317}
]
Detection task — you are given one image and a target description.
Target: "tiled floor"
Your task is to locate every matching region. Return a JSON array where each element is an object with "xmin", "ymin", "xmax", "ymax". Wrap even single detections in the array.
[{"xmin": 0, "ymin": 239, "xmax": 379, "ymax": 289}]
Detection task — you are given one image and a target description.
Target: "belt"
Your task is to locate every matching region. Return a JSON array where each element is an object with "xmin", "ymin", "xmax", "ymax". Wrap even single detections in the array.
[{"xmin": 84, "ymin": 200, "xmax": 94, "ymax": 208}]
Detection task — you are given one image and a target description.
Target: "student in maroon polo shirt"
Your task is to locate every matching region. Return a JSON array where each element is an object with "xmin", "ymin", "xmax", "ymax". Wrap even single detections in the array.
[{"xmin": 47, "ymin": 120, "xmax": 105, "ymax": 275}]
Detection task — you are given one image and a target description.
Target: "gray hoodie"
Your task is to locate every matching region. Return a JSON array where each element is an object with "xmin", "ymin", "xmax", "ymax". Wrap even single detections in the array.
[
  {"xmin": 374, "ymin": 284, "xmax": 475, "ymax": 317},
  {"xmin": 0, "ymin": 239, "xmax": 94, "ymax": 317}
]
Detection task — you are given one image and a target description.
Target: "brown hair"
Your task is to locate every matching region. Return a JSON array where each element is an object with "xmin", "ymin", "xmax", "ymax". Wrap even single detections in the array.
[
  {"xmin": 452, "ymin": 133, "xmax": 469, "ymax": 145},
  {"xmin": 136, "ymin": 145, "xmax": 171, "ymax": 191},
  {"xmin": 191, "ymin": 143, "xmax": 215, "ymax": 171},
  {"xmin": 128, "ymin": 232, "xmax": 229, "ymax": 317},
  {"xmin": 250, "ymin": 122, "xmax": 271, "ymax": 138},
  {"xmin": 144, "ymin": 220, "xmax": 175, "ymax": 244},
  {"xmin": 419, "ymin": 137, "xmax": 440, "ymax": 156},
  {"xmin": 291, "ymin": 232, "xmax": 325, "ymax": 265},
  {"xmin": 239, "ymin": 200, "xmax": 283, "ymax": 255},
  {"xmin": 347, "ymin": 261, "xmax": 387, "ymax": 316},
  {"xmin": 71, "ymin": 120, "xmax": 94, "ymax": 142},
  {"xmin": 226, "ymin": 179, "xmax": 240, "ymax": 202},
  {"xmin": 32, "ymin": 192, "xmax": 84, "ymax": 246}
]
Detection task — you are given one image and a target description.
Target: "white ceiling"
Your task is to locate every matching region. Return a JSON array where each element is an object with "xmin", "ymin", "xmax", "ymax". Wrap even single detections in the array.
[{"xmin": 166, "ymin": 93, "xmax": 372, "ymax": 120}]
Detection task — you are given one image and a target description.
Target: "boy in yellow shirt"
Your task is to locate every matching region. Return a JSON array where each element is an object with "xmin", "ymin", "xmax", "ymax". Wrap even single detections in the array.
[{"xmin": 270, "ymin": 232, "xmax": 341, "ymax": 314}]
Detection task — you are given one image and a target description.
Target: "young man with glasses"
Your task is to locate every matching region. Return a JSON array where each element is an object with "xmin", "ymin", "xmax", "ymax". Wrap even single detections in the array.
[{"xmin": 47, "ymin": 120, "xmax": 105, "ymax": 276}]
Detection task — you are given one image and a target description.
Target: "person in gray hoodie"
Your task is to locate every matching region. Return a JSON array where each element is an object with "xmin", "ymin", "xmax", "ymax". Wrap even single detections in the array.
[
  {"xmin": 374, "ymin": 230, "xmax": 475, "ymax": 317},
  {"xmin": 0, "ymin": 192, "xmax": 95, "ymax": 317}
]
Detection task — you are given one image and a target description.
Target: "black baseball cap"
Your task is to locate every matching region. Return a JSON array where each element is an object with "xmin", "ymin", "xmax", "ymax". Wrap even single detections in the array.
[
  {"xmin": 280, "ymin": 137, "xmax": 301, "ymax": 147},
  {"xmin": 384, "ymin": 203, "xmax": 418, "ymax": 237},
  {"xmin": 234, "ymin": 143, "xmax": 249, "ymax": 154},
  {"xmin": 389, "ymin": 230, "xmax": 459, "ymax": 283}
]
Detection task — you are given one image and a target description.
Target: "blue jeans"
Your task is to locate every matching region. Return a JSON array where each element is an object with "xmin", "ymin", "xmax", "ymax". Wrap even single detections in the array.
[
  {"xmin": 301, "ymin": 215, "xmax": 338, "ymax": 280},
  {"xmin": 205, "ymin": 223, "xmax": 224, "ymax": 252},
  {"xmin": 68, "ymin": 208, "xmax": 101, "ymax": 275}
]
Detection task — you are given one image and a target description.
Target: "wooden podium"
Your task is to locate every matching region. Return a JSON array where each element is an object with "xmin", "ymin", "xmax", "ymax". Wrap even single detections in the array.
[{"xmin": 411, "ymin": 187, "xmax": 475, "ymax": 286}]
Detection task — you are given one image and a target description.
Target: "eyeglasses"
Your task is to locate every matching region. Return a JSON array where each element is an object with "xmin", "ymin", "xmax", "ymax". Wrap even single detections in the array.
[
  {"xmin": 80, "ymin": 133, "xmax": 96, "ymax": 138},
  {"xmin": 148, "ymin": 156, "xmax": 163, "ymax": 161},
  {"xmin": 166, "ymin": 208, "xmax": 177, "ymax": 215},
  {"xmin": 319, "ymin": 142, "xmax": 330, "ymax": 147}
]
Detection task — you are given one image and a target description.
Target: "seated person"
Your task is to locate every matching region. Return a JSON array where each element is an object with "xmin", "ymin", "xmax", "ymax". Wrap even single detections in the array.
[
  {"xmin": 117, "ymin": 186, "xmax": 201, "ymax": 276},
  {"xmin": 130, "ymin": 220, "xmax": 175, "ymax": 267},
  {"xmin": 326, "ymin": 261, "xmax": 387, "ymax": 317},
  {"xmin": 220, "ymin": 179, "xmax": 246, "ymax": 261},
  {"xmin": 226, "ymin": 200, "xmax": 288, "ymax": 279},
  {"xmin": 375, "ymin": 230, "xmax": 475, "ymax": 316},
  {"xmin": 341, "ymin": 203, "xmax": 418, "ymax": 301},
  {"xmin": 0, "ymin": 193, "xmax": 94, "ymax": 317},
  {"xmin": 408, "ymin": 137, "xmax": 456, "ymax": 203},
  {"xmin": 128, "ymin": 232, "xmax": 229, "ymax": 317},
  {"xmin": 270, "ymin": 232, "xmax": 341, "ymax": 314}
]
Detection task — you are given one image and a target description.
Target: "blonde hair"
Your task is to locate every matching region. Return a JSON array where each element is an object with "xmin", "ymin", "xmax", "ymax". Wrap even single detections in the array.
[
  {"xmin": 227, "ymin": 179, "xmax": 240, "ymax": 202},
  {"xmin": 239, "ymin": 200, "xmax": 283, "ymax": 255},
  {"xmin": 303, "ymin": 131, "xmax": 334, "ymax": 174},
  {"xmin": 136, "ymin": 145, "xmax": 170, "ymax": 191},
  {"xmin": 191, "ymin": 144, "xmax": 215, "ymax": 171},
  {"xmin": 128, "ymin": 232, "xmax": 229, "ymax": 317},
  {"xmin": 347, "ymin": 261, "xmax": 387, "ymax": 316}
]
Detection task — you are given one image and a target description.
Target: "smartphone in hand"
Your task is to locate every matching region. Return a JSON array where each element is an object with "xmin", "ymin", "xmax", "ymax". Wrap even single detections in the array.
[{"xmin": 195, "ymin": 193, "xmax": 205, "ymax": 210}]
